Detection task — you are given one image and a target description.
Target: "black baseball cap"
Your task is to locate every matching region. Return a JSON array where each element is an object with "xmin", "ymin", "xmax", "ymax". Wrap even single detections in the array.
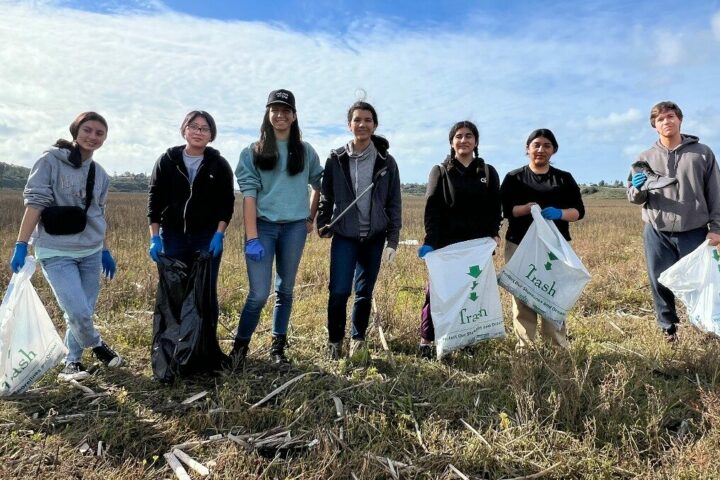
[{"xmin": 266, "ymin": 89, "xmax": 296, "ymax": 111}]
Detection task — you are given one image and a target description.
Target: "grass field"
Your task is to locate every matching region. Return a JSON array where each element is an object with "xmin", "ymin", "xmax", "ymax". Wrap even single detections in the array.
[{"xmin": 1, "ymin": 191, "xmax": 720, "ymax": 479}]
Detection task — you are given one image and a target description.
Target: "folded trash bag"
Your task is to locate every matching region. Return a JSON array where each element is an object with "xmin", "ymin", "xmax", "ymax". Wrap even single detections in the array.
[
  {"xmin": 152, "ymin": 252, "xmax": 228, "ymax": 382},
  {"xmin": 424, "ymin": 238, "xmax": 505, "ymax": 358},
  {"xmin": 0, "ymin": 256, "xmax": 67, "ymax": 396},
  {"xmin": 498, "ymin": 205, "xmax": 591, "ymax": 330},
  {"xmin": 659, "ymin": 240, "xmax": 720, "ymax": 336}
]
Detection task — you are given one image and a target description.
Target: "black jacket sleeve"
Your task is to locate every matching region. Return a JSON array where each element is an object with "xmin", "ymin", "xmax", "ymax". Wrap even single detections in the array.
[
  {"xmin": 488, "ymin": 165, "xmax": 502, "ymax": 237},
  {"xmin": 500, "ymin": 172, "xmax": 521, "ymax": 220},
  {"xmin": 562, "ymin": 173, "xmax": 585, "ymax": 220},
  {"xmin": 147, "ymin": 153, "xmax": 168, "ymax": 225},
  {"xmin": 384, "ymin": 156, "xmax": 402, "ymax": 249},
  {"xmin": 317, "ymin": 154, "xmax": 335, "ymax": 231},
  {"xmin": 423, "ymin": 165, "xmax": 444, "ymax": 248},
  {"xmin": 216, "ymin": 156, "xmax": 236, "ymax": 224}
]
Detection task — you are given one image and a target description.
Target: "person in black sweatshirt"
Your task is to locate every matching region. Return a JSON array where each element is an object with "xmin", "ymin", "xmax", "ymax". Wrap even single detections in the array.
[
  {"xmin": 500, "ymin": 128, "xmax": 584, "ymax": 351},
  {"xmin": 416, "ymin": 120, "xmax": 502, "ymax": 358}
]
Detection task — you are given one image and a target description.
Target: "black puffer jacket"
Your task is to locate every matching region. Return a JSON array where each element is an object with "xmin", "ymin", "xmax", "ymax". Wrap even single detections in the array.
[
  {"xmin": 147, "ymin": 145, "xmax": 235, "ymax": 233},
  {"xmin": 423, "ymin": 156, "xmax": 502, "ymax": 249},
  {"xmin": 317, "ymin": 135, "xmax": 402, "ymax": 249}
]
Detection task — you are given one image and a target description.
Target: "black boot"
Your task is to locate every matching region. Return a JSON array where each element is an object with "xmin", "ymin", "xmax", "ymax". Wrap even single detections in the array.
[
  {"xmin": 229, "ymin": 339, "xmax": 249, "ymax": 370},
  {"xmin": 270, "ymin": 335, "xmax": 290, "ymax": 365}
]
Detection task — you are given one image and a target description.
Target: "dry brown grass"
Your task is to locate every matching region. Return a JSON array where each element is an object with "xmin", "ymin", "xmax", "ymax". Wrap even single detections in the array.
[{"xmin": 1, "ymin": 191, "xmax": 720, "ymax": 479}]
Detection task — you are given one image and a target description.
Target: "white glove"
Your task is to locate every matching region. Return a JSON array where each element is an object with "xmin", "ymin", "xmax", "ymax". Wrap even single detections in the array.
[{"xmin": 383, "ymin": 247, "xmax": 397, "ymax": 264}]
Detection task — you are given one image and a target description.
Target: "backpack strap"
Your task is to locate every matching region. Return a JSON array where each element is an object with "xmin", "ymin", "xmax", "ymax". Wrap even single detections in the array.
[
  {"xmin": 438, "ymin": 163, "xmax": 455, "ymax": 207},
  {"xmin": 84, "ymin": 162, "xmax": 96, "ymax": 212}
]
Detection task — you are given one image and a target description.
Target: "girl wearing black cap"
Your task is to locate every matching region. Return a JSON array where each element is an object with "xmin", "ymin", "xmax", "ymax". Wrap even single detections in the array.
[
  {"xmin": 416, "ymin": 120, "xmax": 502, "ymax": 358},
  {"xmin": 232, "ymin": 89, "xmax": 323, "ymax": 366},
  {"xmin": 500, "ymin": 128, "xmax": 584, "ymax": 351}
]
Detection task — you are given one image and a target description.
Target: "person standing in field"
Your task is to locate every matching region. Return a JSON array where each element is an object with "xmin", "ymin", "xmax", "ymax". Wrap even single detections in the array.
[
  {"xmin": 232, "ymin": 89, "xmax": 323, "ymax": 366},
  {"xmin": 416, "ymin": 121, "xmax": 502, "ymax": 358},
  {"xmin": 628, "ymin": 101, "xmax": 720, "ymax": 343},
  {"xmin": 9, "ymin": 112, "xmax": 122, "ymax": 381},
  {"xmin": 501, "ymin": 128, "xmax": 584, "ymax": 351},
  {"xmin": 147, "ymin": 110, "xmax": 235, "ymax": 328},
  {"xmin": 317, "ymin": 101, "xmax": 402, "ymax": 360}
]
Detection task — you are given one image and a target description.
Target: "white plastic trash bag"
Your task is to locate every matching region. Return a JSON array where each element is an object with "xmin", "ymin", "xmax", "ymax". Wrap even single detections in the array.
[
  {"xmin": 498, "ymin": 205, "xmax": 591, "ymax": 330},
  {"xmin": 658, "ymin": 240, "xmax": 720, "ymax": 335},
  {"xmin": 0, "ymin": 256, "xmax": 67, "ymax": 396},
  {"xmin": 424, "ymin": 238, "xmax": 505, "ymax": 358}
]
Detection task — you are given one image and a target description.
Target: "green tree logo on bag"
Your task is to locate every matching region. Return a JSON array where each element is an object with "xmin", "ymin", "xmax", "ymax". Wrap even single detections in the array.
[
  {"xmin": 545, "ymin": 251, "xmax": 558, "ymax": 270},
  {"xmin": 713, "ymin": 250, "xmax": 720, "ymax": 272}
]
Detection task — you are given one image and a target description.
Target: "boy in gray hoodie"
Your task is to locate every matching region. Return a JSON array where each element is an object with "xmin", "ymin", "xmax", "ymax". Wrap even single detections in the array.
[{"xmin": 628, "ymin": 101, "xmax": 720, "ymax": 342}]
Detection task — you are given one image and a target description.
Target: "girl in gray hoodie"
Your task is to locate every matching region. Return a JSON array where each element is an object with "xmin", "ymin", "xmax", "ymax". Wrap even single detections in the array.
[{"xmin": 10, "ymin": 112, "xmax": 123, "ymax": 382}]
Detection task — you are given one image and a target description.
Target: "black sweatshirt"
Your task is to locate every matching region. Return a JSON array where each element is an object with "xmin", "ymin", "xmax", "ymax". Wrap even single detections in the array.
[
  {"xmin": 147, "ymin": 145, "xmax": 235, "ymax": 234},
  {"xmin": 423, "ymin": 156, "xmax": 502, "ymax": 249},
  {"xmin": 500, "ymin": 165, "xmax": 584, "ymax": 244}
]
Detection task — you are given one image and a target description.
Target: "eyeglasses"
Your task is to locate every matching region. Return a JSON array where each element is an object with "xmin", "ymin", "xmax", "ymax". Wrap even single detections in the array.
[{"xmin": 186, "ymin": 124, "xmax": 211, "ymax": 134}]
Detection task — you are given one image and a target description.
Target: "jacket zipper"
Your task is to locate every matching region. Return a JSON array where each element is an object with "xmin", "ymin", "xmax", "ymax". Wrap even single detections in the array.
[{"xmin": 177, "ymin": 163, "xmax": 204, "ymax": 234}]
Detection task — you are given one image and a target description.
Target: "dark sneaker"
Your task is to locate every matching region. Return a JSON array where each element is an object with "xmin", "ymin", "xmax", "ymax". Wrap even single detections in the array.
[
  {"xmin": 349, "ymin": 339, "xmax": 370, "ymax": 364},
  {"xmin": 229, "ymin": 340, "xmax": 249, "ymax": 371},
  {"xmin": 58, "ymin": 362, "xmax": 89, "ymax": 381},
  {"xmin": 270, "ymin": 335, "xmax": 290, "ymax": 365},
  {"xmin": 92, "ymin": 342, "xmax": 123, "ymax": 367},
  {"xmin": 664, "ymin": 329, "xmax": 678, "ymax": 344},
  {"xmin": 630, "ymin": 161, "xmax": 677, "ymax": 191},
  {"xmin": 327, "ymin": 342, "xmax": 343, "ymax": 360},
  {"xmin": 418, "ymin": 343, "xmax": 434, "ymax": 359}
]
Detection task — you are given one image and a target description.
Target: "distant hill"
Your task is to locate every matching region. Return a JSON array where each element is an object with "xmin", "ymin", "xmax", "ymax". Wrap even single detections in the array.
[{"xmin": 0, "ymin": 162, "xmax": 150, "ymax": 192}]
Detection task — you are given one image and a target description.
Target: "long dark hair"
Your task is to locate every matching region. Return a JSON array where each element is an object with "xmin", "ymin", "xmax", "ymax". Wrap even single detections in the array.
[
  {"xmin": 448, "ymin": 120, "xmax": 479, "ymax": 159},
  {"xmin": 53, "ymin": 111, "xmax": 108, "ymax": 167},
  {"xmin": 253, "ymin": 108, "xmax": 305, "ymax": 175}
]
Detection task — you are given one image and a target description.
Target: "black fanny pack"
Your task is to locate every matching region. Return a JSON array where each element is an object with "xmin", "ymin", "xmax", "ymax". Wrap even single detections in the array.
[{"xmin": 41, "ymin": 162, "xmax": 96, "ymax": 235}]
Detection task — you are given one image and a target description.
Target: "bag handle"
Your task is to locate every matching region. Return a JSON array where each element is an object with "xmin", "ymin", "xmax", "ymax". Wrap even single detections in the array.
[
  {"xmin": 84, "ymin": 162, "xmax": 96, "ymax": 212},
  {"xmin": 529, "ymin": 204, "xmax": 566, "ymax": 253}
]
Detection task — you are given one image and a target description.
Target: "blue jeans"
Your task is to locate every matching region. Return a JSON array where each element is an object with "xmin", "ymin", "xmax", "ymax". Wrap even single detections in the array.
[
  {"xmin": 327, "ymin": 234, "xmax": 385, "ymax": 343},
  {"xmin": 643, "ymin": 224, "xmax": 707, "ymax": 333},
  {"xmin": 39, "ymin": 251, "xmax": 103, "ymax": 364},
  {"xmin": 235, "ymin": 219, "xmax": 308, "ymax": 341},
  {"xmin": 161, "ymin": 229, "xmax": 222, "ymax": 320}
]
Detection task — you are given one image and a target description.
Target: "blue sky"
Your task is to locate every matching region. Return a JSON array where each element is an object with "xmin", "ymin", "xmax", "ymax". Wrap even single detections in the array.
[{"xmin": 2, "ymin": 0, "xmax": 719, "ymax": 183}]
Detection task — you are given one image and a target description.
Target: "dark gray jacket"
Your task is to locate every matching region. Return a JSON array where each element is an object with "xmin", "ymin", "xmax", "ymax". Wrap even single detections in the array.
[{"xmin": 317, "ymin": 135, "xmax": 402, "ymax": 249}]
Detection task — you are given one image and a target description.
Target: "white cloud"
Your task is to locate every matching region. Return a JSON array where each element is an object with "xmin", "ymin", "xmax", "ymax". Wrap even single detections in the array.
[
  {"xmin": 713, "ymin": 11, "xmax": 720, "ymax": 40},
  {"xmin": 0, "ymin": 1, "xmax": 718, "ymax": 184},
  {"xmin": 584, "ymin": 109, "xmax": 643, "ymax": 130}
]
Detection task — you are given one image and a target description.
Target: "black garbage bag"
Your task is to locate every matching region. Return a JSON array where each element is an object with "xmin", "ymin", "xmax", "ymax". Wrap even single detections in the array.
[{"xmin": 151, "ymin": 252, "xmax": 228, "ymax": 382}]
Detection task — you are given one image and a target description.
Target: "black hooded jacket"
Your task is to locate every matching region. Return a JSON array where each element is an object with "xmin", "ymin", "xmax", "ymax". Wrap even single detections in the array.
[
  {"xmin": 423, "ymin": 155, "xmax": 502, "ymax": 249},
  {"xmin": 147, "ymin": 145, "xmax": 235, "ymax": 233}
]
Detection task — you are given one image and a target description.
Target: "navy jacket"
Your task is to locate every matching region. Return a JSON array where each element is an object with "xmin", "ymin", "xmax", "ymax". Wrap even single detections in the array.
[{"xmin": 317, "ymin": 135, "xmax": 402, "ymax": 249}]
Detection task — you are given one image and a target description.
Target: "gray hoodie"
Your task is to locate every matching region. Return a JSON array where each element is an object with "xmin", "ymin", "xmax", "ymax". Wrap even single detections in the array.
[
  {"xmin": 23, "ymin": 147, "xmax": 111, "ymax": 251},
  {"xmin": 628, "ymin": 134, "xmax": 720, "ymax": 233}
]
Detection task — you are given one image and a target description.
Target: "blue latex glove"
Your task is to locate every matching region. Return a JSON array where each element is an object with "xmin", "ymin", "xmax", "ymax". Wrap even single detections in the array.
[
  {"xmin": 541, "ymin": 207, "xmax": 563, "ymax": 221},
  {"xmin": 208, "ymin": 231, "xmax": 224, "ymax": 257},
  {"xmin": 149, "ymin": 235, "xmax": 163, "ymax": 263},
  {"xmin": 631, "ymin": 172, "xmax": 647, "ymax": 189},
  {"xmin": 102, "ymin": 249, "xmax": 116, "ymax": 279},
  {"xmin": 417, "ymin": 244, "xmax": 434, "ymax": 258},
  {"xmin": 10, "ymin": 242, "xmax": 27, "ymax": 273},
  {"xmin": 245, "ymin": 238, "xmax": 265, "ymax": 262}
]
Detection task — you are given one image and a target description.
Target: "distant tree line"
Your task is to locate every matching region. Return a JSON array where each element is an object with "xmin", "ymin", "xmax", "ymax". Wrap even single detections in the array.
[{"xmin": 1, "ymin": 162, "xmax": 626, "ymax": 197}]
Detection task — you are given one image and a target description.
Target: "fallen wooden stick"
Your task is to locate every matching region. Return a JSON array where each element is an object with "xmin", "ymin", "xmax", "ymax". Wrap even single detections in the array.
[
  {"xmin": 503, "ymin": 462, "xmax": 562, "ymax": 480},
  {"xmin": 378, "ymin": 326, "xmax": 390, "ymax": 351},
  {"xmin": 173, "ymin": 448, "xmax": 210, "ymax": 476},
  {"xmin": 68, "ymin": 379, "xmax": 96, "ymax": 395},
  {"xmin": 460, "ymin": 418, "xmax": 492, "ymax": 448},
  {"xmin": 331, "ymin": 396, "xmax": 344, "ymax": 418},
  {"xmin": 250, "ymin": 372, "xmax": 318, "ymax": 409},
  {"xmin": 181, "ymin": 391, "xmax": 208, "ymax": 405},
  {"xmin": 448, "ymin": 463, "xmax": 470, "ymax": 480},
  {"xmin": 164, "ymin": 452, "xmax": 191, "ymax": 480}
]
